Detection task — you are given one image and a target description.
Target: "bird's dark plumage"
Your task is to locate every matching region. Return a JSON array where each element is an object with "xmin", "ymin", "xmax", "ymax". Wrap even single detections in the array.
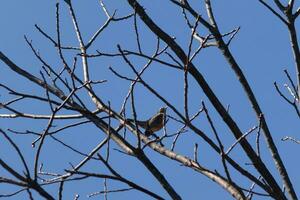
[{"xmin": 128, "ymin": 107, "xmax": 166, "ymax": 136}]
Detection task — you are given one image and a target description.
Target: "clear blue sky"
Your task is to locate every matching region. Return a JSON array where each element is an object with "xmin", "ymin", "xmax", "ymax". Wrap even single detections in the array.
[{"xmin": 0, "ymin": 0, "xmax": 299, "ymax": 199}]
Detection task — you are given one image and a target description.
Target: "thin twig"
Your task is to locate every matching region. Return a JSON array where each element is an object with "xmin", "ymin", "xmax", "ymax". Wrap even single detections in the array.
[{"xmin": 226, "ymin": 126, "xmax": 258, "ymax": 155}]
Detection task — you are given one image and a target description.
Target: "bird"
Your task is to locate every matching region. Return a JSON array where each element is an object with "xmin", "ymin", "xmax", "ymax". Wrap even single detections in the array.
[{"xmin": 128, "ymin": 107, "xmax": 167, "ymax": 136}]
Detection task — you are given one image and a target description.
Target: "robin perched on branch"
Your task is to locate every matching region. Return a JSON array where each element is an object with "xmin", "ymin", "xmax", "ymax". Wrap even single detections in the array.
[{"xmin": 128, "ymin": 107, "xmax": 167, "ymax": 136}]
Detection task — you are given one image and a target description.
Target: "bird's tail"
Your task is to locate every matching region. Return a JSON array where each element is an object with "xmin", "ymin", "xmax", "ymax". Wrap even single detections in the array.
[
  {"xmin": 127, "ymin": 119, "xmax": 148, "ymax": 129},
  {"xmin": 145, "ymin": 130, "xmax": 152, "ymax": 136}
]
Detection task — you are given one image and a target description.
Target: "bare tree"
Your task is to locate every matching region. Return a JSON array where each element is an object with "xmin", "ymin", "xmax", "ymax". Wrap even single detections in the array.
[{"xmin": 0, "ymin": 0, "xmax": 299, "ymax": 199}]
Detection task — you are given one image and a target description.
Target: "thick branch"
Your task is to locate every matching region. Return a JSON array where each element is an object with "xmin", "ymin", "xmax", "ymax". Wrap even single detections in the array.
[{"xmin": 126, "ymin": 1, "xmax": 285, "ymax": 198}]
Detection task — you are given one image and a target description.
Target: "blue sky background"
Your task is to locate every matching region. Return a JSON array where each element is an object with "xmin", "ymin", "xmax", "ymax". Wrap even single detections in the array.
[{"xmin": 0, "ymin": 0, "xmax": 299, "ymax": 199}]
